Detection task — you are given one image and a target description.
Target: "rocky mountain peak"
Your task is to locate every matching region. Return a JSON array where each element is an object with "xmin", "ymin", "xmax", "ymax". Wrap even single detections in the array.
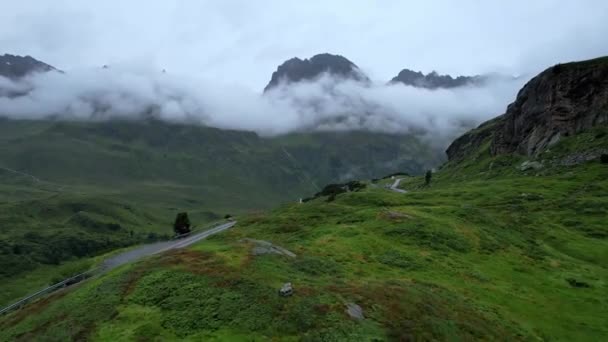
[
  {"xmin": 0, "ymin": 54, "xmax": 58, "ymax": 79},
  {"xmin": 263, "ymin": 53, "xmax": 369, "ymax": 92},
  {"xmin": 390, "ymin": 68, "xmax": 482, "ymax": 89}
]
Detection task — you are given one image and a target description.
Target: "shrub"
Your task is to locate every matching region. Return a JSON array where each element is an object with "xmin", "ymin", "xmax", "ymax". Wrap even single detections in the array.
[
  {"xmin": 376, "ymin": 250, "xmax": 420, "ymax": 270},
  {"xmin": 173, "ymin": 212, "xmax": 191, "ymax": 235},
  {"xmin": 566, "ymin": 278, "xmax": 591, "ymax": 288},
  {"xmin": 292, "ymin": 256, "xmax": 340, "ymax": 276},
  {"xmin": 600, "ymin": 154, "xmax": 608, "ymax": 164},
  {"xmin": 306, "ymin": 181, "xmax": 367, "ymax": 202}
]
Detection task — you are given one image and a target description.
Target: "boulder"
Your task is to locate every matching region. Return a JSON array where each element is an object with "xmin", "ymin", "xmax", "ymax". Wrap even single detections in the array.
[
  {"xmin": 279, "ymin": 282, "xmax": 293, "ymax": 297},
  {"xmin": 345, "ymin": 302, "xmax": 364, "ymax": 320},
  {"xmin": 518, "ymin": 161, "xmax": 543, "ymax": 171}
]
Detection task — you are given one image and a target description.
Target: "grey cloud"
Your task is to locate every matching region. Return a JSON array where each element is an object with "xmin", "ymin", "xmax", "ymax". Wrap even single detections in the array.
[
  {"xmin": 1, "ymin": 1, "xmax": 607, "ymax": 88},
  {"xmin": 0, "ymin": 67, "xmax": 526, "ymax": 147}
]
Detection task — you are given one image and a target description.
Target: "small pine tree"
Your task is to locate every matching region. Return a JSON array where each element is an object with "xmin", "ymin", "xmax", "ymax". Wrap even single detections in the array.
[
  {"xmin": 425, "ymin": 170, "xmax": 432, "ymax": 185},
  {"xmin": 173, "ymin": 212, "xmax": 191, "ymax": 235}
]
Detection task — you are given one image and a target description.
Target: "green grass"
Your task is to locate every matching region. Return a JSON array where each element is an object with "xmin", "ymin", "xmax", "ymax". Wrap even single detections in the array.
[
  {"xmin": 0, "ymin": 118, "xmax": 443, "ymax": 307},
  {"xmin": 1, "ymin": 124, "xmax": 607, "ymax": 340}
]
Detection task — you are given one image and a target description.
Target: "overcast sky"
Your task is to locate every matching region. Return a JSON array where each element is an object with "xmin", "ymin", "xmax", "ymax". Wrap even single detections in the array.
[{"xmin": 2, "ymin": 0, "xmax": 608, "ymax": 89}]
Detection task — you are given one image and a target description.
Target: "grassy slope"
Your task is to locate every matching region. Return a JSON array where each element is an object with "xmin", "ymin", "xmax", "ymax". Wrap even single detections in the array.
[
  {"xmin": 0, "ymin": 118, "xmax": 442, "ymax": 306},
  {"xmin": 2, "ymin": 126, "xmax": 606, "ymax": 341}
]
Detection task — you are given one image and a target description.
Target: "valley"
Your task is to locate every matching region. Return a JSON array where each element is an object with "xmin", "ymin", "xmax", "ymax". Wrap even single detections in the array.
[{"xmin": 1, "ymin": 56, "xmax": 606, "ymax": 340}]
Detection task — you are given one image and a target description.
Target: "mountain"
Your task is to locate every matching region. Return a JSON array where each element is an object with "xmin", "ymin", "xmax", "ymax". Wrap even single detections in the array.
[
  {"xmin": 0, "ymin": 54, "xmax": 58, "ymax": 80},
  {"xmin": 2, "ymin": 57, "xmax": 606, "ymax": 341},
  {"xmin": 263, "ymin": 53, "xmax": 369, "ymax": 92},
  {"xmin": 492, "ymin": 57, "xmax": 608, "ymax": 155},
  {"xmin": 390, "ymin": 68, "xmax": 483, "ymax": 89},
  {"xmin": 447, "ymin": 56, "xmax": 608, "ymax": 160}
]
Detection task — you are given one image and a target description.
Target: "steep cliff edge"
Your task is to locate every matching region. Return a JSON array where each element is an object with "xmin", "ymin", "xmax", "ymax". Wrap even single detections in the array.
[{"xmin": 447, "ymin": 56, "xmax": 608, "ymax": 160}]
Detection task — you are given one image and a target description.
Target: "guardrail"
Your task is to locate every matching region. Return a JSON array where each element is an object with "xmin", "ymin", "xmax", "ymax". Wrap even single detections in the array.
[
  {"xmin": 0, "ymin": 268, "xmax": 100, "ymax": 316},
  {"xmin": 0, "ymin": 220, "xmax": 234, "ymax": 317}
]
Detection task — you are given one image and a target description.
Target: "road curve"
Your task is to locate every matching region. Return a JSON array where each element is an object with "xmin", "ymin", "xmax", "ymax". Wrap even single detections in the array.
[
  {"xmin": 102, "ymin": 221, "xmax": 237, "ymax": 271},
  {"xmin": 389, "ymin": 178, "xmax": 407, "ymax": 193},
  {"xmin": 0, "ymin": 221, "xmax": 236, "ymax": 316}
]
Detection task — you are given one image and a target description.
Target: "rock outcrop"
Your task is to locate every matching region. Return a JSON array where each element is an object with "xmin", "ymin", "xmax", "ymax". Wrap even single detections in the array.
[
  {"xmin": 445, "ymin": 116, "xmax": 504, "ymax": 161},
  {"xmin": 390, "ymin": 69, "xmax": 483, "ymax": 89},
  {"xmin": 447, "ymin": 56, "xmax": 608, "ymax": 160},
  {"xmin": 263, "ymin": 53, "xmax": 369, "ymax": 92},
  {"xmin": 0, "ymin": 54, "xmax": 58, "ymax": 79},
  {"xmin": 491, "ymin": 57, "xmax": 608, "ymax": 156}
]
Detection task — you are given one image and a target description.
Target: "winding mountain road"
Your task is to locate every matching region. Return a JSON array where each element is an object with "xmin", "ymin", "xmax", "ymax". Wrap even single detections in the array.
[
  {"xmin": 0, "ymin": 221, "xmax": 237, "ymax": 316},
  {"xmin": 389, "ymin": 178, "xmax": 408, "ymax": 193},
  {"xmin": 101, "ymin": 221, "xmax": 236, "ymax": 270}
]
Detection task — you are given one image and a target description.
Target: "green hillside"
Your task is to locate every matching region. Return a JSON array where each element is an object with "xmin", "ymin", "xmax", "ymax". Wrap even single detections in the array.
[
  {"xmin": 2, "ymin": 121, "xmax": 606, "ymax": 340},
  {"xmin": 0, "ymin": 118, "xmax": 442, "ymax": 305}
]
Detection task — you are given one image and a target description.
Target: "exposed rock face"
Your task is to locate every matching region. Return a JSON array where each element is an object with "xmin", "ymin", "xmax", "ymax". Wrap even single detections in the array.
[
  {"xmin": 445, "ymin": 116, "xmax": 504, "ymax": 161},
  {"xmin": 263, "ymin": 53, "xmax": 369, "ymax": 92},
  {"xmin": 390, "ymin": 69, "xmax": 483, "ymax": 89},
  {"xmin": 491, "ymin": 57, "xmax": 608, "ymax": 156},
  {"xmin": 0, "ymin": 54, "xmax": 58, "ymax": 79},
  {"xmin": 447, "ymin": 57, "xmax": 608, "ymax": 160}
]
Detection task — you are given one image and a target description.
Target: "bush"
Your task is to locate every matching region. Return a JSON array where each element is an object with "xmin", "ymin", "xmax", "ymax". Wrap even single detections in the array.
[
  {"xmin": 376, "ymin": 250, "xmax": 420, "ymax": 270},
  {"xmin": 566, "ymin": 278, "xmax": 591, "ymax": 288},
  {"xmin": 305, "ymin": 181, "xmax": 367, "ymax": 202},
  {"xmin": 425, "ymin": 170, "xmax": 432, "ymax": 185},
  {"xmin": 601, "ymin": 154, "xmax": 608, "ymax": 164},
  {"xmin": 384, "ymin": 224, "xmax": 472, "ymax": 253},
  {"xmin": 292, "ymin": 256, "xmax": 340, "ymax": 276},
  {"xmin": 173, "ymin": 212, "xmax": 191, "ymax": 235}
]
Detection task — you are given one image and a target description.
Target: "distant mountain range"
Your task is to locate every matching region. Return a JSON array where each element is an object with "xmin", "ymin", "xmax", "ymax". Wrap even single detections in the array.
[
  {"xmin": 0, "ymin": 52, "xmax": 496, "ymax": 92},
  {"xmin": 389, "ymin": 69, "xmax": 485, "ymax": 89},
  {"xmin": 263, "ymin": 53, "xmax": 496, "ymax": 91}
]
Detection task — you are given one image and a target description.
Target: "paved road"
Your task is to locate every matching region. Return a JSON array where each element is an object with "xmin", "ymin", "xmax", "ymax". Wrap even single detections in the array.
[
  {"xmin": 102, "ymin": 221, "xmax": 237, "ymax": 270},
  {"xmin": 0, "ymin": 221, "xmax": 236, "ymax": 316},
  {"xmin": 389, "ymin": 178, "xmax": 408, "ymax": 193}
]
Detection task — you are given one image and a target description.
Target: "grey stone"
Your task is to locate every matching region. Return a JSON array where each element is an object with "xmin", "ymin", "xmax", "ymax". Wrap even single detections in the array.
[
  {"xmin": 519, "ymin": 161, "xmax": 543, "ymax": 171},
  {"xmin": 279, "ymin": 282, "xmax": 293, "ymax": 297},
  {"xmin": 559, "ymin": 148, "xmax": 608, "ymax": 166},
  {"xmin": 345, "ymin": 303, "xmax": 364, "ymax": 320},
  {"xmin": 241, "ymin": 238, "xmax": 296, "ymax": 258}
]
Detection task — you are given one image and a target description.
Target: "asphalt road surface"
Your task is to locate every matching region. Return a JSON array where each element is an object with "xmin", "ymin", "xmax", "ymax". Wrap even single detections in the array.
[
  {"xmin": 389, "ymin": 178, "xmax": 408, "ymax": 193},
  {"xmin": 101, "ymin": 221, "xmax": 237, "ymax": 271},
  {"xmin": 1, "ymin": 221, "xmax": 237, "ymax": 316}
]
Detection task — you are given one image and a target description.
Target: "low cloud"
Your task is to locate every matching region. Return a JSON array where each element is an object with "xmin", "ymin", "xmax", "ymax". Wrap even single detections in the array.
[{"xmin": 0, "ymin": 67, "xmax": 526, "ymax": 146}]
